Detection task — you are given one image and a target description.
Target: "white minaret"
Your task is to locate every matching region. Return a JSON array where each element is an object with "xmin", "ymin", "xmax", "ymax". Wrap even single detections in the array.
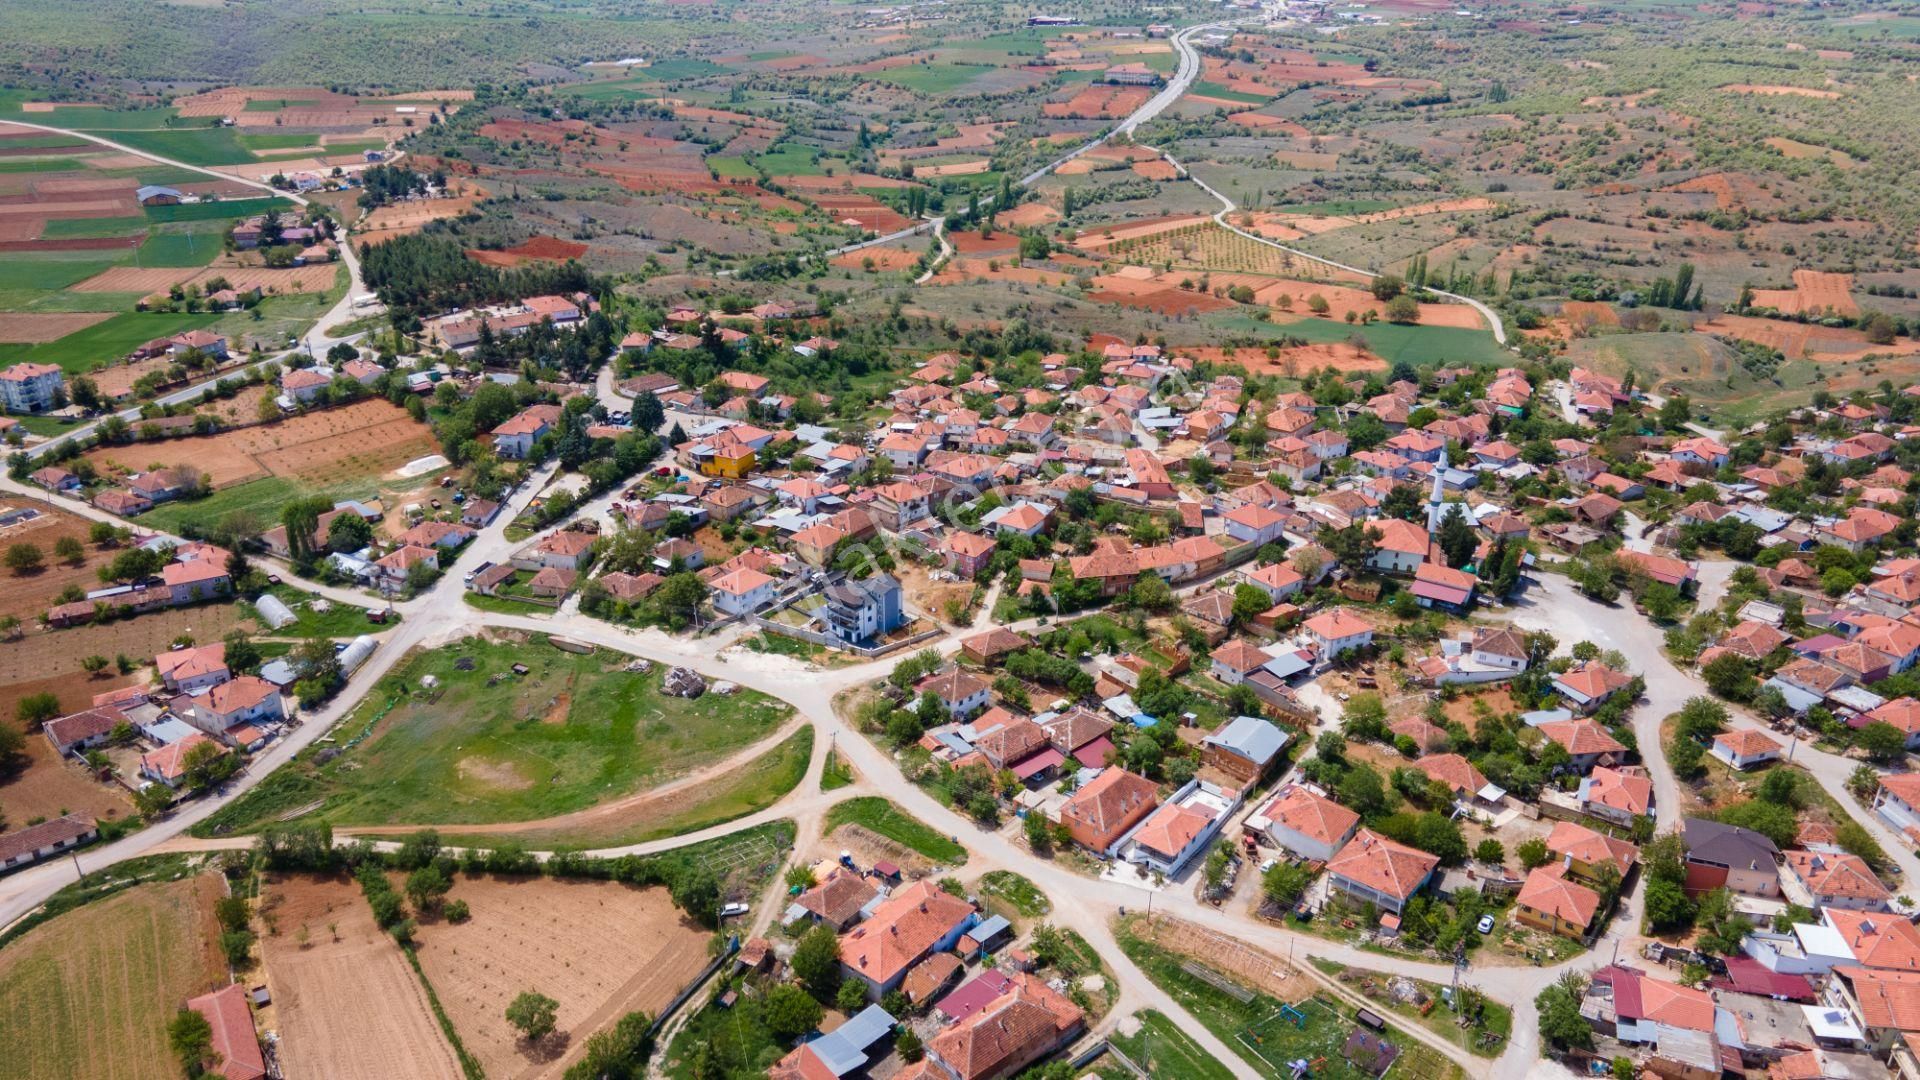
[{"xmin": 1426, "ymin": 466, "xmax": 1445, "ymax": 533}]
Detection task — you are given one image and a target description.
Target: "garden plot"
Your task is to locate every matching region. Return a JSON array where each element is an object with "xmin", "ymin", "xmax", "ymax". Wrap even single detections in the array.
[
  {"xmin": 258, "ymin": 874, "xmax": 463, "ymax": 1080},
  {"xmin": 411, "ymin": 877, "xmax": 710, "ymax": 1079}
]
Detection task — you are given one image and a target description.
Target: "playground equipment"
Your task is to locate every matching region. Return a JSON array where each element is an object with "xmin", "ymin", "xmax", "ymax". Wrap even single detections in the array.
[{"xmin": 1279, "ymin": 1003, "xmax": 1307, "ymax": 1028}]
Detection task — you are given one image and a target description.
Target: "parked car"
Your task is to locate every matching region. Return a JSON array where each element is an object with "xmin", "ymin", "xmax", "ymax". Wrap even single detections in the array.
[{"xmin": 1476, "ymin": 915, "xmax": 1495, "ymax": 935}]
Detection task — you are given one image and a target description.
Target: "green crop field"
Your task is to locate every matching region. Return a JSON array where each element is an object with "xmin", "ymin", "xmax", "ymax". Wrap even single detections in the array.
[
  {"xmin": 632, "ymin": 58, "xmax": 732, "ymax": 81},
  {"xmin": 136, "ymin": 229, "xmax": 226, "ymax": 267},
  {"xmin": 145, "ymin": 196, "xmax": 294, "ymax": 223},
  {"xmin": 0, "ymin": 156, "xmax": 87, "ymax": 173},
  {"xmin": 823, "ymin": 796, "xmax": 968, "ymax": 863},
  {"xmin": 0, "ymin": 311, "xmax": 218, "ymax": 372},
  {"xmin": 40, "ymin": 216, "xmax": 143, "ymax": 239},
  {"xmin": 0, "ymin": 874, "xmax": 224, "ymax": 1080},
  {"xmin": 82, "ymin": 126, "xmax": 258, "ymax": 166},
  {"xmin": 237, "ymin": 132, "xmax": 322, "ymax": 151},
  {"xmin": 1194, "ymin": 82, "xmax": 1272, "ymax": 105},
  {"xmin": 191, "ymin": 634, "xmax": 796, "ymax": 835},
  {"xmin": 0, "ymin": 252, "xmax": 127, "ymax": 294},
  {"xmin": 705, "ymin": 154, "xmax": 756, "ymax": 179},
  {"xmin": 751, "ymin": 144, "xmax": 827, "ymax": 176},
  {"xmin": 877, "ymin": 62, "xmax": 997, "ymax": 94}
]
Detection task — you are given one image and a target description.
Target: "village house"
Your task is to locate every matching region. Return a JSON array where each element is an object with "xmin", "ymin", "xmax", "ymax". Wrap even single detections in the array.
[
  {"xmin": 709, "ymin": 566, "xmax": 778, "ymax": 616},
  {"xmin": 1709, "ymin": 728, "xmax": 1784, "ymax": 771},
  {"xmin": 1683, "ymin": 818, "xmax": 1780, "ymax": 898},
  {"xmin": 1514, "ymin": 864, "xmax": 1604, "ymax": 941},
  {"xmin": 1199, "ymin": 715, "xmax": 1290, "ymax": 787},
  {"xmin": 922, "ymin": 972, "xmax": 1085, "ymax": 1080},
  {"xmin": 1325, "ymin": 830, "xmax": 1440, "ymax": 915},
  {"xmin": 1538, "ymin": 718, "xmax": 1629, "ymax": 772},
  {"xmin": 1247, "ymin": 784, "xmax": 1360, "ymax": 862},
  {"xmin": 1057, "ymin": 767, "xmax": 1158, "ymax": 856},
  {"xmin": 0, "ymin": 362, "xmax": 64, "ymax": 413},
  {"xmin": 838, "ymin": 880, "xmax": 978, "ymax": 1000},
  {"xmin": 0, "ymin": 814, "xmax": 98, "ymax": 872},
  {"xmin": 917, "ymin": 669, "xmax": 992, "ymax": 719},
  {"xmin": 1781, "ymin": 850, "xmax": 1891, "ymax": 912}
]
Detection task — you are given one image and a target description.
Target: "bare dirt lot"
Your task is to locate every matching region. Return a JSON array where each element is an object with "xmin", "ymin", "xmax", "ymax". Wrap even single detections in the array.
[
  {"xmin": 1748, "ymin": 269, "xmax": 1859, "ymax": 318},
  {"xmin": 70, "ymin": 265, "xmax": 338, "ymax": 299},
  {"xmin": 258, "ymin": 873, "xmax": 464, "ymax": 1080},
  {"xmin": 84, "ymin": 399, "xmax": 437, "ymax": 490},
  {"xmin": 411, "ymin": 877, "xmax": 710, "ymax": 1079},
  {"xmin": 0, "ymin": 312, "xmax": 113, "ymax": 343}
]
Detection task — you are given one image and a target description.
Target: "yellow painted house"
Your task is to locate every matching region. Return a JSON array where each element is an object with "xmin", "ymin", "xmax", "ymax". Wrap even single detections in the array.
[
  {"xmin": 1513, "ymin": 865, "xmax": 1602, "ymax": 941},
  {"xmin": 689, "ymin": 430, "xmax": 756, "ymax": 479}
]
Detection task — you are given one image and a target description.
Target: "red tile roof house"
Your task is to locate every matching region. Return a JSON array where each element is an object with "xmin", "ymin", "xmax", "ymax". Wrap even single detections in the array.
[
  {"xmin": 1576, "ymin": 765, "xmax": 1653, "ymax": 826},
  {"xmin": 42, "ymin": 705, "xmax": 125, "ymax": 758},
  {"xmin": 157, "ymin": 642, "xmax": 230, "ymax": 694},
  {"xmin": 187, "ymin": 983, "xmax": 267, "ymax": 1080},
  {"xmin": 1550, "ymin": 662, "xmax": 1633, "ymax": 714},
  {"xmin": 140, "ymin": 732, "xmax": 223, "ymax": 789},
  {"xmin": 490, "ymin": 403, "xmax": 564, "ymax": 460},
  {"xmin": 917, "ymin": 669, "xmax": 992, "ymax": 719},
  {"xmin": 177, "ymin": 675, "xmax": 286, "ymax": 743},
  {"xmin": 1057, "ymin": 768, "xmax": 1159, "ymax": 856},
  {"xmin": 1246, "ymin": 783, "xmax": 1360, "ymax": 863},
  {"xmin": 1589, "ymin": 965, "xmax": 1717, "ymax": 1046},
  {"xmin": 925, "ymin": 971, "xmax": 1085, "ymax": 1080},
  {"xmin": 839, "ymin": 879, "xmax": 978, "ymax": 1000},
  {"xmin": 1365, "ymin": 519, "xmax": 1430, "ymax": 576},
  {"xmin": 1710, "ymin": 728, "xmax": 1784, "ymax": 770},
  {"xmin": 162, "ymin": 557, "xmax": 233, "ymax": 604},
  {"xmin": 1782, "ymin": 850, "xmax": 1892, "ymax": 912},
  {"xmin": 517, "ymin": 528, "xmax": 596, "ymax": 571},
  {"xmin": 1325, "ymin": 829, "xmax": 1440, "ymax": 914},
  {"xmin": 0, "ymin": 814, "xmax": 98, "ymax": 872},
  {"xmin": 1538, "ymin": 718, "xmax": 1629, "ymax": 772},
  {"xmin": 1302, "ymin": 609, "xmax": 1375, "ymax": 660}
]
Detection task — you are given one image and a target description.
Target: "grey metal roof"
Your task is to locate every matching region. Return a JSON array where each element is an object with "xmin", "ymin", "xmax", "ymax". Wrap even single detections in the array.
[
  {"xmin": 966, "ymin": 914, "xmax": 1011, "ymax": 942},
  {"xmin": 1203, "ymin": 714, "xmax": 1289, "ymax": 764}
]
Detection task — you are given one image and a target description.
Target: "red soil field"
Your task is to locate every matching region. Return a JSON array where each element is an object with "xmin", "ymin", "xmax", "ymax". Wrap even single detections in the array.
[
  {"xmin": 1749, "ymin": 269, "xmax": 1858, "ymax": 317},
  {"xmin": 0, "ymin": 311, "xmax": 113, "ymax": 343},
  {"xmin": 1090, "ymin": 287, "xmax": 1238, "ymax": 315},
  {"xmin": 467, "ymin": 235, "xmax": 590, "ymax": 267}
]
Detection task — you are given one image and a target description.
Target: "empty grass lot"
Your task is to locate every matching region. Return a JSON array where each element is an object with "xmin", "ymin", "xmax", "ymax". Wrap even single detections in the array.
[
  {"xmin": 0, "ymin": 874, "xmax": 224, "ymax": 1080},
  {"xmin": 823, "ymin": 796, "xmax": 968, "ymax": 864},
  {"xmin": 1108, "ymin": 1010, "xmax": 1236, "ymax": 1080},
  {"xmin": 1116, "ymin": 920, "xmax": 1465, "ymax": 1080},
  {"xmin": 191, "ymin": 634, "xmax": 795, "ymax": 835}
]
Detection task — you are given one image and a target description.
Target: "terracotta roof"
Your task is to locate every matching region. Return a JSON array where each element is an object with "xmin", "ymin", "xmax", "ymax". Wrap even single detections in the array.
[
  {"xmin": 1210, "ymin": 638, "xmax": 1269, "ymax": 674},
  {"xmin": 156, "ymin": 643, "xmax": 227, "ymax": 684},
  {"xmin": 1582, "ymin": 765, "xmax": 1652, "ymax": 816},
  {"xmin": 1785, "ymin": 850, "xmax": 1890, "ymax": 904},
  {"xmin": 1635, "ymin": 976, "xmax": 1716, "ymax": 1031},
  {"xmin": 1327, "ymin": 829, "xmax": 1439, "ymax": 903},
  {"xmin": 200, "ymin": 675, "xmax": 278, "ymax": 716},
  {"xmin": 1060, "ymin": 768, "xmax": 1158, "ymax": 847},
  {"xmin": 1539, "ymin": 718, "xmax": 1627, "ymax": 757},
  {"xmin": 0, "ymin": 814, "xmax": 95, "ymax": 865},
  {"xmin": 926, "ymin": 972, "xmax": 1082, "ymax": 1080},
  {"xmin": 839, "ymin": 880, "xmax": 975, "ymax": 987},
  {"xmin": 1825, "ymin": 909, "xmax": 1920, "ymax": 971},
  {"xmin": 1713, "ymin": 728, "xmax": 1783, "ymax": 758},
  {"xmin": 918, "ymin": 669, "xmax": 990, "ymax": 703},
  {"xmin": 1370, "ymin": 518, "xmax": 1430, "ymax": 556},
  {"xmin": 798, "ymin": 870, "xmax": 881, "ymax": 925},
  {"xmin": 1414, "ymin": 753, "xmax": 1488, "ymax": 796},
  {"xmin": 1517, "ymin": 864, "xmax": 1601, "ymax": 928},
  {"xmin": 1303, "ymin": 609, "xmax": 1373, "ymax": 642},
  {"xmin": 186, "ymin": 983, "xmax": 266, "ymax": 1080},
  {"xmin": 1832, "ymin": 965, "xmax": 1920, "ymax": 1032},
  {"xmin": 1553, "ymin": 663, "xmax": 1631, "ymax": 702},
  {"xmin": 1545, "ymin": 820, "xmax": 1638, "ymax": 876},
  {"xmin": 1129, "ymin": 801, "xmax": 1216, "ymax": 860},
  {"xmin": 1259, "ymin": 786, "xmax": 1360, "ymax": 846}
]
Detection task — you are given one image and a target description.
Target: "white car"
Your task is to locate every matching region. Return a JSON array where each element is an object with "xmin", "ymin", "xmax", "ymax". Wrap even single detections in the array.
[{"xmin": 1476, "ymin": 915, "xmax": 1495, "ymax": 935}]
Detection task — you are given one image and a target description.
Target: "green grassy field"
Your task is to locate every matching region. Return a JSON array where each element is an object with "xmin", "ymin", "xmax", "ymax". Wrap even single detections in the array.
[
  {"xmin": 191, "ymin": 635, "xmax": 795, "ymax": 834},
  {"xmin": 145, "ymin": 196, "xmax": 294, "ymax": 223},
  {"xmin": 237, "ymin": 132, "xmax": 322, "ymax": 151},
  {"xmin": 1108, "ymin": 1010, "xmax": 1236, "ymax": 1080},
  {"xmin": 1116, "ymin": 923, "xmax": 1464, "ymax": 1080},
  {"xmin": 0, "ymin": 252, "xmax": 129, "ymax": 297},
  {"xmin": 979, "ymin": 870, "xmax": 1050, "ymax": 917},
  {"xmin": 705, "ymin": 154, "xmax": 756, "ymax": 179},
  {"xmin": 0, "ymin": 874, "xmax": 224, "ymax": 1080},
  {"xmin": 0, "ymin": 156, "xmax": 87, "ymax": 173},
  {"xmin": 242, "ymin": 584, "xmax": 399, "ymax": 638},
  {"xmin": 136, "ymin": 229, "xmax": 226, "ymax": 267},
  {"xmin": 877, "ymin": 62, "xmax": 997, "ymax": 94},
  {"xmin": 0, "ymin": 311, "xmax": 218, "ymax": 371},
  {"xmin": 751, "ymin": 144, "xmax": 827, "ymax": 176},
  {"xmin": 76, "ymin": 126, "xmax": 258, "ymax": 166},
  {"xmin": 631, "ymin": 58, "xmax": 732, "ymax": 81},
  {"xmin": 1192, "ymin": 82, "xmax": 1272, "ymax": 105},
  {"xmin": 823, "ymin": 796, "xmax": 968, "ymax": 864},
  {"xmin": 40, "ymin": 216, "xmax": 143, "ymax": 239},
  {"xmin": 443, "ymin": 725, "xmax": 814, "ymax": 849}
]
